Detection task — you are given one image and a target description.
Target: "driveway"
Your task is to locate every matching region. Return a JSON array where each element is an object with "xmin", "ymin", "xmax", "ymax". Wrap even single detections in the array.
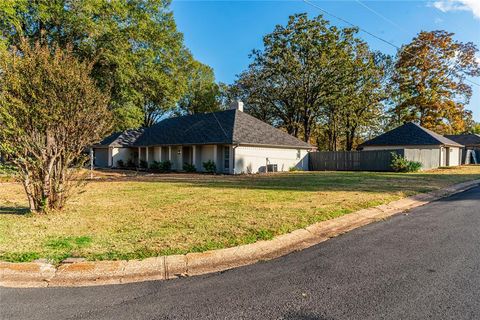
[{"xmin": 1, "ymin": 186, "xmax": 479, "ymax": 320}]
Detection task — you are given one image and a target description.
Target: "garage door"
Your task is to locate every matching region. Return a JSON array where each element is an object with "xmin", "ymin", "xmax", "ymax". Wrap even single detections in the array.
[{"xmin": 94, "ymin": 148, "xmax": 109, "ymax": 167}]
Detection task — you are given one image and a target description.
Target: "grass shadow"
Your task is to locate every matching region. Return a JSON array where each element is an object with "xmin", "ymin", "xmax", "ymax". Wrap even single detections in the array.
[
  {"xmin": 0, "ymin": 206, "xmax": 30, "ymax": 215},
  {"xmin": 90, "ymin": 170, "xmax": 480, "ymax": 195}
]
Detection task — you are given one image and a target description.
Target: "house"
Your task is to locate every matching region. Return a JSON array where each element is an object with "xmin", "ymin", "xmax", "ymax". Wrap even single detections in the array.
[
  {"xmin": 444, "ymin": 134, "xmax": 480, "ymax": 164},
  {"xmin": 358, "ymin": 122, "xmax": 463, "ymax": 169},
  {"xmin": 92, "ymin": 102, "xmax": 313, "ymax": 174}
]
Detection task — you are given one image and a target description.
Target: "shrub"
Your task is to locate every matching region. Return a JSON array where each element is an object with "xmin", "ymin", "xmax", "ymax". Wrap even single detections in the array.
[
  {"xmin": 151, "ymin": 160, "xmax": 172, "ymax": 173},
  {"xmin": 390, "ymin": 153, "xmax": 422, "ymax": 172},
  {"xmin": 203, "ymin": 160, "xmax": 217, "ymax": 174},
  {"xmin": 0, "ymin": 162, "xmax": 17, "ymax": 175},
  {"xmin": 289, "ymin": 166, "xmax": 303, "ymax": 172},
  {"xmin": 116, "ymin": 160, "xmax": 124, "ymax": 168},
  {"xmin": 126, "ymin": 159, "xmax": 136, "ymax": 168},
  {"xmin": 183, "ymin": 163, "xmax": 197, "ymax": 173},
  {"xmin": 139, "ymin": 160, "xmax": 148, "ymax": 169}
]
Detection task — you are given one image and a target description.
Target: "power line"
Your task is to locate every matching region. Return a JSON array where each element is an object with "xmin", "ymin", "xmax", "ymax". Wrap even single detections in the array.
[
  {"xmin": 354, "ymin": 0, "xmax": 406, "ymax": 32},
  {"xmin": 302, "ymin": 0, "xmax": 480, "ymax": 88}
]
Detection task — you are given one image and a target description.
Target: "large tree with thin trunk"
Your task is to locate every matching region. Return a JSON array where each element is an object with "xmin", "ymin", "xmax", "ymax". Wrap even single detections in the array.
[
  {"xmin": 0, "ymin": 40, "xmax": 111, "ymax": 213},
  {"xmin": 232, "ymin": 13, "xmax": 389, "ymax": 150},
  {"xmin": 0, "ymin": 0, "xmax": 190, "ymax": 130},
  {"xmin": 391, "ymin": 30, "xmax": 480, "ymax": 134}
]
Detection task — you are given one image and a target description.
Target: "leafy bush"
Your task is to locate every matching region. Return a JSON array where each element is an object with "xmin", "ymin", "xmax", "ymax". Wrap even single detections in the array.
[
  {"xmin": 289, "ymin": 166, "xmax": 303, "ymax": 172},
  {"xmin": 139, "ymin": 160, "xmax": 148, "ymax": 169},
  {"xmin": 126, "ymin": 159, "xmax": 136, "ymax": 168},
  {"xmin": 183, "ymin": 163, "xmax": 197, "ymax": 172},
  {"xmin": 390, "ymin": 153, "xmax": 422, "ymax": 172},
  {"xmin": 0, "ymin": 162, "xmax": 17, "ymax": 175},
  {"xmin": 116, "ymin": 160, "xmax": 124, "ymax": 168},
  {"xmin": 202, "ymin": 160, "xmax": 216, "ymax": 174},
  {"xmin": 151, "ymin": 160, "xmax": 172, "ymax": 173}
]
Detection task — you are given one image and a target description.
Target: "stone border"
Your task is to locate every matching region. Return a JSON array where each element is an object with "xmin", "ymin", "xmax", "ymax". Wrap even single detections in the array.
[{"xmin": 1, "ymin": 179, "xmax": 479, "ymax": 288}]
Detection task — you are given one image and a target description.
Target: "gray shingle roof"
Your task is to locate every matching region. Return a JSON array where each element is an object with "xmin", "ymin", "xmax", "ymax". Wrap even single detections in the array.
[
  {"xmin": 359, "ymin": 122, "xmax": 463, "ymax": 148},
  {"xmin": 444, "ymin": 134, "xmax": 480, "ymax": 147},
  {"xmin": 99, "ymin": 110, "xmax": 312, "ymax": 149},
  {"xmin": 95, "ymin": 129, "xmax": 144, "ymax": 147}
]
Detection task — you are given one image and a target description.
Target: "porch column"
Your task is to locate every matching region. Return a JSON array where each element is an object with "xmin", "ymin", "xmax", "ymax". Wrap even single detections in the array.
[
  {"xmin": 158, "ymin": 146, "xmax": 162, "ymax": 162},
  {"xmin": 108, "ymin": 147, "xmax": 113, "ymax": 167},
  {"xmin": 168, "ymin": 146, "xmax": 172, "ymax": 161},
  {"xmin": 192, "ymin": 146, "xmax": 197, "ymax": 169},
  {"xmin": 138, "ymin": 147, "xmax": 141, "ymax": 166},
  {"xmin": 179, "ymin": 147, "xmax": 183, "ymax": 170},
  {"xmin": 228, "ymin": 145, "xmax": 233, "ymax": 174},
  {"xmin": 213, "ymin": 145, "xmax": 218, "ymax": 173},
  {"xmin": 145, "ymin": 146, "xmax": 149, "ymax": 166}
]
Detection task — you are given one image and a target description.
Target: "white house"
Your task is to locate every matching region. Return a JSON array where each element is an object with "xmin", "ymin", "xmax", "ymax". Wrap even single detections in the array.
[
  {"xmin": 358, "ymin": 122, "xmax": 463, "ymax": 169},
  {"xmin": 92, "ymin": 102, "xmax": 314, "ymax": 174}
]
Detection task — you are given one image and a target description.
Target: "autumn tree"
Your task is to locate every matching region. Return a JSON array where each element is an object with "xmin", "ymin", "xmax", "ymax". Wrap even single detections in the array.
[
  {"xmin": 391, "ymin": 30, "xmax": 480, "ymax": 134},
  {"xmin": 0, "ymin": 0, "xmax": 191, "ymax": 130},
  {"xmin": 0, "ymin": 41, "xmax": 111, "ymax": 213}
]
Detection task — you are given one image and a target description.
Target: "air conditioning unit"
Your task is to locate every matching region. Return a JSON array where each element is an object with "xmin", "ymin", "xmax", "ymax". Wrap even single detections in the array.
[{"xmin": 267, "ymin": 164, "xmax": 278, "ymax": 172}]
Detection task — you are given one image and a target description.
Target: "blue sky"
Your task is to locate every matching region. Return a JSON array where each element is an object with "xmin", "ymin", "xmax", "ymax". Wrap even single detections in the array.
[{"xmin": 171, "ymin": 0, "xmax": 480, "ymax": 120}]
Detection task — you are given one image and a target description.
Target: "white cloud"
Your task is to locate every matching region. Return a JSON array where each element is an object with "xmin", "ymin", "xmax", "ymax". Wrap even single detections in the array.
[{"xmin": 431, "ymin": 0, "xmax": 480, "ymax": 19}]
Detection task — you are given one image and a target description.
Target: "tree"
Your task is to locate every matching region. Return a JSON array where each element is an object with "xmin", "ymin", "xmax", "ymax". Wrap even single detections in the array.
[
  {"xmin": 176, "ymin": 60, "xmax": 223, "ymax": 115},
  {"xmin": 391, "ymin": 30, "xmax": 480, "ymax": 134},
  {"xmin": 0, "ymin": 40, "xmax": 111, "ymax": 213},
  {"xmin": 233, "ymin": 14, "xmax": 356, "ymax": 142},
  {"xmin": 232, "ymin": 13, "xmax": 388, "ymax": 150},
  {"xmin": 0, "ymin": 0, "xmax": 190, "ymax": 130},
  {"xmin": 469, "ymin": 122, "xmax": 480, "ymax": 134}
]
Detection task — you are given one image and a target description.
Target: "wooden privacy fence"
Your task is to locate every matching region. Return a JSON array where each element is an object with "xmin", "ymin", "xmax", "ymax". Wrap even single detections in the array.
[{"xmin": 309, "ymin": 150, "xmax": 402, "ymax": 172}]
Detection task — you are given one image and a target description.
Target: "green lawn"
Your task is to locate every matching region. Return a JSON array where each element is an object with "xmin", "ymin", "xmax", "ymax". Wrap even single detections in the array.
[{"xmin": 1, "ymin": 166, "xmax": 480, "ymax": 264}]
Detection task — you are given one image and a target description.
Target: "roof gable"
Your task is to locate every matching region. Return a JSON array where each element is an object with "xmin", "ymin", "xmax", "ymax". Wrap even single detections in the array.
[
  {"xmin": 232, "ymin": 111, "xmax": 311, "ymax": 148},
  {"xmin": 96, "ymin": 129, "xmax": 144, "ymax": 147},
  {"xmin": 360, "ymin": 122, "xmax": 463, "ymax": 148}
]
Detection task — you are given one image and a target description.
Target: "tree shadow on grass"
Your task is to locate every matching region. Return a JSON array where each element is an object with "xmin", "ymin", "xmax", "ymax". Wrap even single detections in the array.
[
  {"xmin": 0, "ymin": 206, "xmax": 29, "ymax": 215},
  {"xmin": 91, "ymin": 171, "xmax": 480, "ymax": 194}
]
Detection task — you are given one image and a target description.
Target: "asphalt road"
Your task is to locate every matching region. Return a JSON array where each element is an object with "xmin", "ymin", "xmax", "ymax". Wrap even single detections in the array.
[{"xmin": 2, "ymin": 186, "xmax": 480, "ymax": 320}]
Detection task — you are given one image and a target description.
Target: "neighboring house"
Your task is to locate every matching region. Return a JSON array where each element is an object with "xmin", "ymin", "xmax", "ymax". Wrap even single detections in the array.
[
  {"xmin": 358, "ymin": 122, "xmax": 463, "ymax": 169},
  {"xmin": 92, "ymin": 102, "xmax": 313, "ymax": 174},
  {"xmin": 444, "ymin": 134, "xmax": 480, "ymax": 164}
]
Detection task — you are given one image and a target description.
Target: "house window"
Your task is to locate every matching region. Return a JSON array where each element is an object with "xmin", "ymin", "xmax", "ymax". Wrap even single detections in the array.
[
  {"xmin": 224, "ymin": 146, "xmax": 230, "ymax": 169},
  {"xmin": 296, "ymin": 149, "xmax": 301, "ymax": 159}
]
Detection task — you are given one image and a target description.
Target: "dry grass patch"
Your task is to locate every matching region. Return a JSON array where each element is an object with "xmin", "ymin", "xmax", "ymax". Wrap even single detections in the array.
[{"xmin": 1, "ymin": 166, "xmax": 479, "ymax": 263}]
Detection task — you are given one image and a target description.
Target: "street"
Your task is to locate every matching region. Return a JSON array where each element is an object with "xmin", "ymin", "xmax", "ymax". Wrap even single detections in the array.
[{"xmin": 1, "ymin": 186, "xmax": 479, "ymax": 320}]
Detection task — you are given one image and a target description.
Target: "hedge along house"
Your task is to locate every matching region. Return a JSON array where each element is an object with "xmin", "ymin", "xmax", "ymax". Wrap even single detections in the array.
[
  {"xmin": 358, "ymin": 122, "xmax": 463, "ymax": 170},
  {"xmin": 92, "ymin": 102, "xmax": 313, "ymax": 174}
]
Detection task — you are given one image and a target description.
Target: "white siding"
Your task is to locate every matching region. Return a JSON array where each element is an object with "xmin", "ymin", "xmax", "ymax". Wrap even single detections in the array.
[
  {"xmin": 363, "ymin": 145, "xmax": 462, "ymax": 169},
  {"xmin": 448, "ymin": 147, "xmax": 461, "ymax": 166},
  {"xmin": 199, "ymin": 145, "xmax": 215, "ymax": 171},
  {"xmin": 403, "ymin": 148, "xmax": 441, "ymax": 170},
  {"xmin": 234, "ymin": 145, "xmax": 309, "ymax": 174},
  {"xmin": 112, "ymin": 148, "xmax": 135, "ymax": 167}
]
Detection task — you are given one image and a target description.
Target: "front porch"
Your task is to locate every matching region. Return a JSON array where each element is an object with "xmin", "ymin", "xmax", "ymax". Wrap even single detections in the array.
[{"xmin": 138, "ymin": 144, "xmax": 233, "ymax": 174}]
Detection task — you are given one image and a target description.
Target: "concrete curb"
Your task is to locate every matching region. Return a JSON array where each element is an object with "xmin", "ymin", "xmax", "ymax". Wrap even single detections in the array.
[{"xmin": 1, "ymin": 179, "xmax": 479, "ymax": 288}]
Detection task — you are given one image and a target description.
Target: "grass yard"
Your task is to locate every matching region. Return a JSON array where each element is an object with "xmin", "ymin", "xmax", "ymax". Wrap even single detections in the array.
[{"xmin": 1, "ymin": 166, "xmax": 480, "ymax": 264}]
